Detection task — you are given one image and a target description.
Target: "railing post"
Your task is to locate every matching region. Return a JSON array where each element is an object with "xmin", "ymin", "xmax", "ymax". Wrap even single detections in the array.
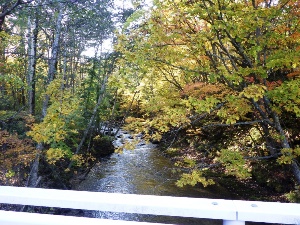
[{"xmin": 223, "ymin": 220, "xmax": 245, "ymax": 225}]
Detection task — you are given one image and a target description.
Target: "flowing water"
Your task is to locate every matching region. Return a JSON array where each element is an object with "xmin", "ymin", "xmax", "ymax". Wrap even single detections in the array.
[{"xmin": 76, "ymin": 130, "xmax": 235, "ymax": 224}]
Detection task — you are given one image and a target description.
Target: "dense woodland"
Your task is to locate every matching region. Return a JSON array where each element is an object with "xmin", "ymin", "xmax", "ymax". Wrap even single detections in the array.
[{"xmin": 0, "ymin": 0, "xmax": 300, "ymax": 203}]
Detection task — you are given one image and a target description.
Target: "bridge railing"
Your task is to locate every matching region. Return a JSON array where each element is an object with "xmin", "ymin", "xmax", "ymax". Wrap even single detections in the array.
[{"xmin": 0, "ymin": 186, "xmax": 299, "ymax": 225}]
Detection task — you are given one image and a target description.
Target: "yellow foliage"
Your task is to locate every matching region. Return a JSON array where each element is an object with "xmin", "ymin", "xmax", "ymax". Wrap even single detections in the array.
[
  {"xmin": 45, "ymin": 79, "xmax": 64, "ymax": 99},
  {"xmin": 277, "ymin": 147, "xmax": 300, "ymax": 164},
  {"xmin": 218, "ymin": 149, "xmax": 251, "ymax": 179},
  {"xmin": 217, "ymin": 96, "xmax": 253, "ymax": 124},
  {"xmin": 27, "ymin": 85, "xmax": 84, "ymax": 146},
  {"xmin": 46, "ymin": 148, "xmax": 66, "ymax": 164},
  {"xmin": 71, "ymin": 153, "xmax": 95, "ymax": 167},
  {"xmin": 71, "ymin": 154, "xmax": 85, "ymax": 167},
  {"xmin": 240, "ymin": 84, "xmax": 267, "ymax": 102},
  {"xmin": 176, "ymin": 170, "xmax": 215, "ymax": 187}
]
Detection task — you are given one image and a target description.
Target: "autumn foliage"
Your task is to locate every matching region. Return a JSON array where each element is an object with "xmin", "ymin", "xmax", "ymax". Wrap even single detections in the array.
[
  {"xmin": 181, "ymin": 82, "xmax": 231, "ymax": 100},
  {"xmin": 113, "ymin": 0, "xmax": 300, "ymax": 189},
  {"xmin": 0, "ymin": 130, "xmax": 36, "ymax": 185}
]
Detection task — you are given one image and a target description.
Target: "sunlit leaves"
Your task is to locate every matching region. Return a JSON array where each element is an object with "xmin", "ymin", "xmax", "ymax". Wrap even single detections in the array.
[
  {"xmin": 240, "ymin": 84, "xmax": 267, "ymax": 102},
  {"xmin": 176, "ymin": 169, "xmax": 215, "ymax": 187},
  {"xmin": 218, "ymin": 96, "xmax": 252, "ymax": 124},
  {"xmin": 186, "ymin": 96, "xmax": 220, "ymax": 114},
  {"xmin": 277, "ymin": 147, "xmax": 300, "ymax": 164},
  {"xmin": 0, "ymin": 31, "xmax": 20, "ymax": 50},
  {"xmin": 268, "ymin": 79, "xmax": 300, "ymax": 116},
  {"xmin": 46, "ymin": 148, "xmax": 69, "ymax": 165},
  {"xmin": 113, "ymin": 0, "xmax": 300, "ymax": 187},
  {"xmin": 218, "ymin": 149, "xmax": 251, "ymax": 179},
  {"xmin": 27, "ymin": 80, "xmax": 84, "ymax": 162}
]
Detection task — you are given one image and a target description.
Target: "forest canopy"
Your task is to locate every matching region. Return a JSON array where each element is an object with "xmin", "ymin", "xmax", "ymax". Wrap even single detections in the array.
[{"xmin": 113, "ymin": 0, "xmax": 300, "ymax": 194}]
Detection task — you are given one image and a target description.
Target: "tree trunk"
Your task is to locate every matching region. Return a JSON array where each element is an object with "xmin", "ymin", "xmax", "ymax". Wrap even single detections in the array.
[
  {"xmin": 115, "ymin": 91, "xmax": 138, "ymax": 136},
  {"xmin": 291, "ymin": 161, "xmax": 300, "ymax": 184},
  {"xmin": 27, "ymin": 14, "xmax": 38, "ymax": 115},
  {"xmin": 254, "ymin": 96, "xmax": 300, "ymax": 184},
  {"xmin": 28, "ymin": 4, "xmax": 64, "ymax": 187},
  {"xmin": 68, "ymin": 75, "xmax": 108, "ymax": 169},
  {"xmin": 41, "ymin": 4, "xmax": 64, "ymax": 118},
  {"xmin": 272, "ymin": 112, "xmax": 300, "ymax": 184},
  {"xmin": 26, "ymin": 143, "xmax": 42, "ymax": 187}
]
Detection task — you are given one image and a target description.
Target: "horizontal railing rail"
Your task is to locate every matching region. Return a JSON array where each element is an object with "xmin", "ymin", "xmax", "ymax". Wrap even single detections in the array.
[{"xmin": 0, "ymin": 186, "xmax": 299, "ymax": 225}]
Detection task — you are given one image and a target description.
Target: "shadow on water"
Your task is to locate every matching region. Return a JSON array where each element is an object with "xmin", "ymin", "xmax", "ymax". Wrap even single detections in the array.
[{"xmin": 75, "ymin": 131, "xmax": 234, "ymax": 224}]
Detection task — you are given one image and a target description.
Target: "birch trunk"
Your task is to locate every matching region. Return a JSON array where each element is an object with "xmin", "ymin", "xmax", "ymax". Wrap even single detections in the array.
[
  {"xmin": 28, "ymin": 4, "xmax": 64, "ymax": 187},
  {"xmin": 27, "ymin": 14, "xmax": 38, "ymax": 115},
  {"xmin": 41, "ymin": 4, "xmax": 64, "ymax": 118}
]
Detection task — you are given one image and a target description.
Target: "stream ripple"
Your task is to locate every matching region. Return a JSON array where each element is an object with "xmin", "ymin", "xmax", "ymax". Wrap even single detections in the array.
[{"xmin": 75, "ymin": 130, "xmax": 231, "ymax": 224}]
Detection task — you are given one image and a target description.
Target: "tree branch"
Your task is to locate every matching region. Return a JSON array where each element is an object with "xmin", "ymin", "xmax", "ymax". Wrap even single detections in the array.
[
  {"xmin": 152, "ymin": 58, "xmax": 201, "ymax": 74},
  {"xmin": 0, "ymin": 0, "xmax": 34, "ymax": 20},
  {"xmin": 201, "ymin": 120, "xmax": 266, "ymax": 128},
  {"xmin": 0, "ymin": 1, "xmax": 22, "ymax": 19}
]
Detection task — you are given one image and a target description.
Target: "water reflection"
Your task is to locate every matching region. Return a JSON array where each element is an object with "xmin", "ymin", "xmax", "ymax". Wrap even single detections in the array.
[{"xmin": 76, "ymin": 131, "xmax": 229, "ymax": 224}]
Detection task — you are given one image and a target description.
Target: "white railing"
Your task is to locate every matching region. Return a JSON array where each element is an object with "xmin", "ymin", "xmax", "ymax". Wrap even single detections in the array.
[{"xmin": 0, "ymin": 186, "xmax": 299, "ymax": 225}]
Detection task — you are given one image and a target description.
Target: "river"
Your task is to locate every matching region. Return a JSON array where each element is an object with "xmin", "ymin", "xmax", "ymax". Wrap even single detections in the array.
[{"xmin": 75, "ymin": 130, "xmax": 235, "ymax": 224}]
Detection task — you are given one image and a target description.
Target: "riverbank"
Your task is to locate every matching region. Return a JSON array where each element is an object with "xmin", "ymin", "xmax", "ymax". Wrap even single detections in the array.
[
  {"xmin": 159, "ymin": 141, "xmax": 297, "ymax": 203},
  {"xmin": 72, "ymin": 128, "xmax": 298, "ymax": 203}
]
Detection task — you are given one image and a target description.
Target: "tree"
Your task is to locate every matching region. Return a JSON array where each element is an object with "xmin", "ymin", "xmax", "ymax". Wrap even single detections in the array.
[
  {"xmin": 0, "ymin": 0, "xmax": 33, "ymax": 32},
  {"xmin": 113, "ymin": 0, "xmax": 300, "ymax": 185},
  {"xmin": 0, "ymin": 0, "xmax": 122, "ymax": 189},
  {"xmin": 0, "ymin": 130, "xmax": 36, "ymax": 186},
  {"xmin": 41, "ymin": 2, "xmax": 64, "ymax": 119},
  {"xmin": 24, "ymin": 0, "xmax": 116, "ymax": 186},
  {"xmin": 26, "ymin": 8, "xmax": 38, "ymax": 115}
]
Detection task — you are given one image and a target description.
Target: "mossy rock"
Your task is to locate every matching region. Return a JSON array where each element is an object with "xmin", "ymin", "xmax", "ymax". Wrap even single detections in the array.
[{"xmin": 91, "ymin": 135, "xmax": 115, "ymax": 157}]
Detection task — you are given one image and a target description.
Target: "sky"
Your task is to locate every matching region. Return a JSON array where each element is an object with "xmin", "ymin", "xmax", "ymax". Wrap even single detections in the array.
[
  {"xmin": 81, "ymin": 0, "xmax": 153, "ymax": 57},
  {"xmin": 81, "ymin": 0, "xmax": 134, "ymax": 57}
]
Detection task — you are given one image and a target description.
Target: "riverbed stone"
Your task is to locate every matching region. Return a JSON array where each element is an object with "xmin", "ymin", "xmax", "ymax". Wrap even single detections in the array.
[{"xmin": 92, "ymin": 136, "xmax": 115, "ymax": 157}]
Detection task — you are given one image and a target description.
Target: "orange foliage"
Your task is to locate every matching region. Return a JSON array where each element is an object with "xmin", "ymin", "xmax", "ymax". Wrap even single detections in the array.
[
  {"xmin": 0, "ymin": 130, "xmax": 36, "ymax": 185},
  {"xmin": 289, "ymin": 0, "xmax": 300, "ymax": 16},
  {"xmin": 244, "ymin": 77, "xmax": 285, "ymax": 90},
  {"xmin": 266, "ymin": 80, "xmax": 283, "ymax": 90},
  {"xmin": 244, "ymin": 76, "xmax": 255, "ymax": 83},
  {"xmin": 254, "ymin": 0, "xmax": 265, "ymax": 6},
  {"xmin": 290, "ymin": 32, "xmax": 300, "ymax": 39},
  {"xmin": 287, "ymin": 71, "xmax": 300, "ymax": 78},
  {"xmin": 182, "ymin": 82, "xmax": 231, "ymax": 99}
]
